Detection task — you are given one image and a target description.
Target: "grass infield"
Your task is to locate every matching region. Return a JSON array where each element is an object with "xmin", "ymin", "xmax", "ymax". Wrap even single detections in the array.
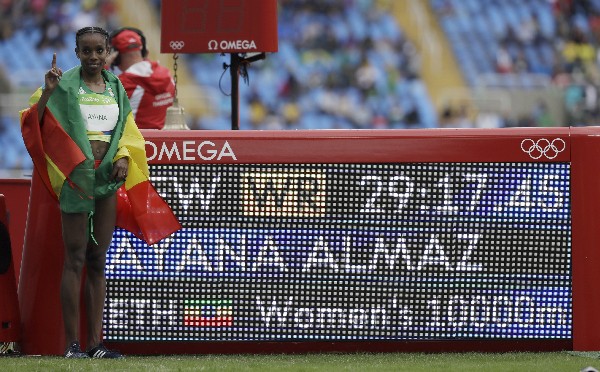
[{"xmin": 0, "ymin": 352, "xmax": 599, "ymax": 372}]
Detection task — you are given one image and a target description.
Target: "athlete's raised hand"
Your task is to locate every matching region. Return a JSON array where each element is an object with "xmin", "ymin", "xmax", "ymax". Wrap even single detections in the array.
[{"xmin": 43, "ymin": 53, "xmax": 63, "ymax": 94}]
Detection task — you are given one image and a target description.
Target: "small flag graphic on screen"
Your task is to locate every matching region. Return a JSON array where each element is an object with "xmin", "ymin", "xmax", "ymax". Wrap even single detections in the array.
[{"xmin": 184, "ymin": 299, "xmax": 233, "ymax": 327}]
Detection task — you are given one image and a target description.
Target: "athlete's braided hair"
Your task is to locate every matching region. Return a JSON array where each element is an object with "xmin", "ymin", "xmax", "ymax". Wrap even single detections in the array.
[{"xmin": 75, "ymin": 26, "xmax": 110, "ymax": 49}]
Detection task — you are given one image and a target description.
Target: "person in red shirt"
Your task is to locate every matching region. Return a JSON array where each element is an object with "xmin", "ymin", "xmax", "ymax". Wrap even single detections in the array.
[{"xmin": 107, "ymin": 27, "xmax": 175, "ymax": 129}]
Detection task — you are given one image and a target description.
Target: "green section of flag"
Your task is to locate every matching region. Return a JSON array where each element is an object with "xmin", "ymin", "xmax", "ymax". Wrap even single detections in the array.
[{"xmin": 185, "ymin": 299, "xmax": 232, "ymax": 308}]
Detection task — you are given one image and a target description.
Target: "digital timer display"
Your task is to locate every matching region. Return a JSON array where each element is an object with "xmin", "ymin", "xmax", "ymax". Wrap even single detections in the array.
[
  {"xmin": 103, "ymin": 162, "xmax": 571, "ymax": 341},
  {"xmin": 161, "ymin": 0, "xmax": 278, "ymax": 53}
]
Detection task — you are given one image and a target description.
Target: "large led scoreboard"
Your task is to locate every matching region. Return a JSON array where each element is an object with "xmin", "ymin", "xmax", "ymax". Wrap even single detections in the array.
[
  {"xmin": 107, "ymin": 163, "xmax": 571, "ymax": 339},
  {"xmin": 17, "ymin": 128, "xmax": 600, "ymax": 354},
  {"xmin": 92, "ymin": 128, "xmax": 600, "ymax": 354}
]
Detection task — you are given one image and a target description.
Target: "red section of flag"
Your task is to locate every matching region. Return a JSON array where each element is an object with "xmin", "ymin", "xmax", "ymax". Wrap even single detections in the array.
[
  {"xmin": 183, "ymin": 317, "xmax": 233, "ymax": 327},
  {"xmin": 21, "ymin": 104, "xmax": 86, "ymax": 198},
  {"xmin": 116, "ymin": 181, "xmax": 181, "ymax": 246}
]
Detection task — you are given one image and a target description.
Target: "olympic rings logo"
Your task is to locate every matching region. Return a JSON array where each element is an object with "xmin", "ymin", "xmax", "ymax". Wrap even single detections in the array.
[
  {"xmin": 170, "ymin": 41, "xmax": 185, "ymax": 50},
  {"xmin": 520, "ymin": 138, "xmax": 566, "ymax": 159}
]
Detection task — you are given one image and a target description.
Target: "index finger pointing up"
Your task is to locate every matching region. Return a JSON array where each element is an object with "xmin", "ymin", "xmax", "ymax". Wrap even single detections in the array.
[{"xmin": 51, "ymin": 53, "xmax": 56, "ymax": 69}]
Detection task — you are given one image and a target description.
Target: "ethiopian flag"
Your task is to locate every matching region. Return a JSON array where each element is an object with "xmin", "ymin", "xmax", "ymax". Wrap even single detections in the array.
[
  {"xmin": 20, "ymin": 66, "xmax": 181, "ymax": 246},
  {"xmin": 184, "ymin": 299, "xmax": 233, "ymax": 327}
]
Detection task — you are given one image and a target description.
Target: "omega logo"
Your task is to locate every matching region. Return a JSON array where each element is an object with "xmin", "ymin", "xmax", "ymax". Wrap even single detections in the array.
[
  {"xmin": 208, "ymin": 39, "xmax": 257, "ymax": 51},
  {"xmin": 146, "ymin": 140, "xmax": 237, "ymax": 162}
]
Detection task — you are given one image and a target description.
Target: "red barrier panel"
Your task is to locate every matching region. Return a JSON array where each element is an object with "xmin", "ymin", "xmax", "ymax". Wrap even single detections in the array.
[
  {"xmin": 15, "ymin": 128, "xmax": 600, "ymax": 354},
  {"xmin": 17, "ymin": 171, "xmax": 66, "ymax": 355},
  {"xmin": 0, "ymin": 193, "xmax": 21, "ymax": 345},
  {"xmin": 570, "ymin": 127, "xmax": 600, "ymax": 350}
]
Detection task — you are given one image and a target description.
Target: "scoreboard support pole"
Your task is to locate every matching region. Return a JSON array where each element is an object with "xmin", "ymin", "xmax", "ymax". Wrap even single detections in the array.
[
  {"xmin": 228, "ymin": 53, "xmax": 266, "ymax": 130},
  {"xmin": 229, "ymin": 54, "xmax": 241, "ymax": 131}
]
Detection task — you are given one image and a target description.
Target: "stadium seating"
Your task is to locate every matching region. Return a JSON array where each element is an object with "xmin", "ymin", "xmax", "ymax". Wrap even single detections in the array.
[
  {"xmin": 430, "ymin": 0, "xmax": 600, "ymax": 87},
  {"xmin": 185, "ymin": 0, "xmax": 438, "ymax": 130},
  {"xmin": 5, "ymin": 0, "xmax": 600, "ymax": 169}
]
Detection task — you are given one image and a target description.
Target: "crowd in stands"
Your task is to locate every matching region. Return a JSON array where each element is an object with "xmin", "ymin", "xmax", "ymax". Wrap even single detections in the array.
[
  {"xmin": 551, "ymin": 0, "xmax": 600, "ymax": 126},
  {"xmin": 5, "ymin": 0, "xmax": 600, "ymax": 169},
  {"xmin": 186, "ymin": 0, "xmax": 437, "ymax": 130},
  {"xmin": 0, "ymin": 0, "xmax": 118, "ymax": 170},
  {"xmin": 1, "ymin": 0, "xmax": 439, "ymax": 169},
  {"xmin": 0, "ymin": 0, "xmax": 118, "ymax": 45},
  {"xmin": 432, "ymin": 0, "xmax": 600, "ymax": 127}
]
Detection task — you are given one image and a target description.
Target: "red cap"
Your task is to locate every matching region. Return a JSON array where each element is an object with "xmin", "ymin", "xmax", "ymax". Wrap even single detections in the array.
[{"xmin": 111, "ymin": 29, "xmax": 142, "ymax": 53}]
